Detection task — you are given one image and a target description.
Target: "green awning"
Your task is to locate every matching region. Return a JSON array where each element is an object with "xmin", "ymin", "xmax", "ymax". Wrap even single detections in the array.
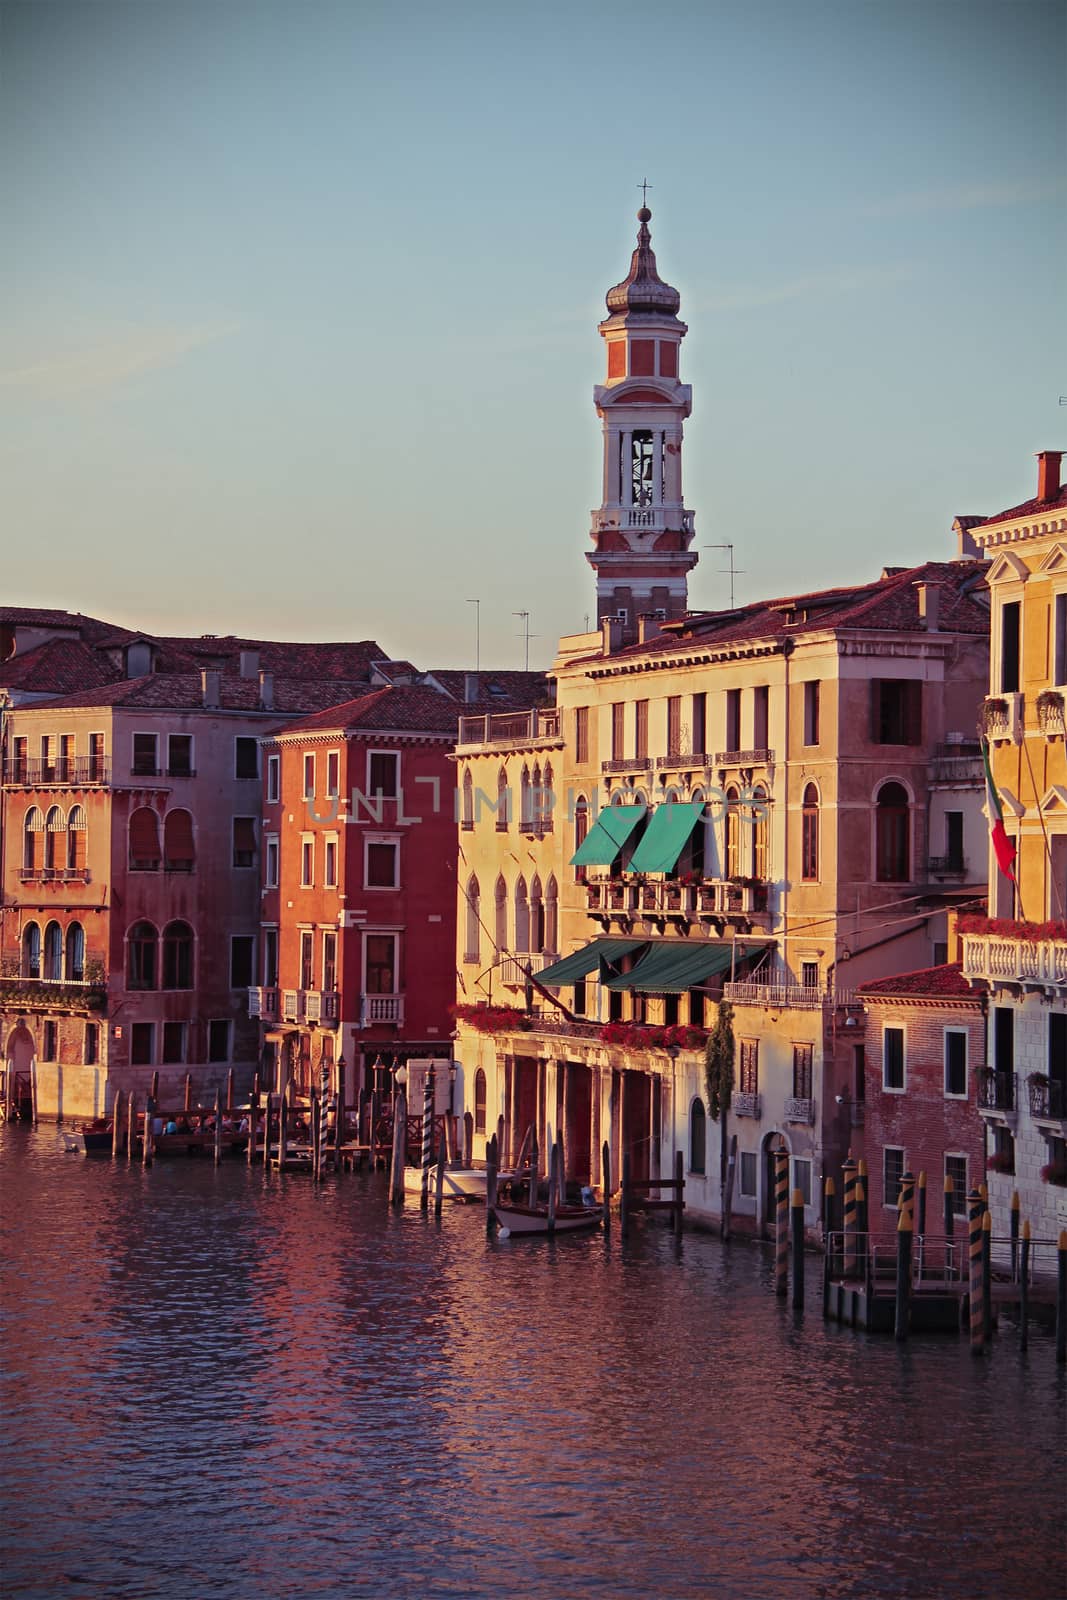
[
  {"xmin": 624, "ymin": 801, "xmax": 704, "ymax": 874},
  {"xmin": 570, "ymin": 804, "xmax": 646, "ymax": 867},
  {"xmin": 537, "ymin": 937, "xmax": 648, "ymax": 988},
  {"xmin": 605, "ymin": 940, "xmax": 744, "ymax": 994}
]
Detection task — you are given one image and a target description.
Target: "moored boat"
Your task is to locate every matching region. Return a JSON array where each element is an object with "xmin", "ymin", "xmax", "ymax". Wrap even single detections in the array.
[
  {"xmin": 78, "ymin": 1118, "xmax": 122, "ymax": 1155},
  {"xmin": 403, "ymin": 1164, "xmax": 490, "ymax": 1201},
  {"xmin": 492, "ymin": 1199, "xmax": 602, "ymax": 1238}
]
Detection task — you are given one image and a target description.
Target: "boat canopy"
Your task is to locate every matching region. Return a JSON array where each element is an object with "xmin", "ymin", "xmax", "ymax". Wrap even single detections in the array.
[
  {"xmin": 569, "ymin": 804, "xmax": 645, "ymax": 867},
  {"xmin": 624, "ymin": 801, "xmax": 704, "ymax": 874}
]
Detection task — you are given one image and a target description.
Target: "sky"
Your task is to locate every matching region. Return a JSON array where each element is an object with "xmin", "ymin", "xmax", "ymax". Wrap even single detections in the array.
[{"xmin": 2, "ymin": 0, "xmax": 1064, "ymax": 670}]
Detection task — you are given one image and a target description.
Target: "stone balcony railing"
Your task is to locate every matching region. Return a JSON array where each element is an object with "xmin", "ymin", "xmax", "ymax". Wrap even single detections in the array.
[
  {"xmin": 723, "ymin": 981, "xmax": 855, "ymax": 1011},
  {"xmin": 249, "ymin": 987, "xmax": 340, "ymax": 1025},
  {"xmin": 784, "ymin": 1096, "xmax": 815, "ymax": 1124},
  {"xmin": 961, "ymin": 929, "xmax": 1067, "ymax": 989},
  {"xmin": 586, "ymin": 878, "xmax": 771, "ymax": 922},
  {"xmin": 3, "ymin": 758, "xmax": 112, "ymax": 787},
  {"xmin": 732, "ymin": 1092, "xmax": 761, "ymax": 1119},
  {"xmin": 0, "ymin": 976, "xmax": 108, "ymax": 1013},
  {"xmin": 456, "ymin": 709, "xmax": 561, "ymax": 749},
  {"xmin": 982, "ymin": 693, "xmax": 1023, "ymax": 744},
  {"xmin": 498, "ymin": 953, "xmax": 557, "ymax": 987},
  {"xmin": 1036, "ymin": 691, "xmax": 1066, "ymax": 739}
]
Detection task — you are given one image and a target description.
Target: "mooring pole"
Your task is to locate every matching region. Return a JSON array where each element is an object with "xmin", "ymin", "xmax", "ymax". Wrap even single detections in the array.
[
  {"xmin": 791, "ymin": 1187, "xmax": 805, "ymax": 1311},
  {"xmin": 968, "ymin": 1188, "xmax": 985, "ymax": 1357},
  {"xmin": 213, "ymin": 1088, "xmax": 222, "ymax": 1167},
  {"xmin": 111, "ymin": 1090, "xmax": 123, "ymax": 1160},
  {"xmin": 389, "ymin": 1089, "xmax": 407, "ymax": 1205},
  {"xmin": 916, "ymin": 1169, "xmax": 927, "ymax": 1240},
  {"xmin": 943, "ymin": 1172, "xmax": 954, "ymax": 1238},
  {"xmin": 620, "ymin": 1150, "xmax": 631, "ymax": 1240},
  {"xmin": 547, "ymin": 1140, "xmax": 559, "ymax": 1237},
  {"xmin": 1010, "ymin": 1190, "xmax": 1020, "ymax": 1281},
  {"xmin": 602, "ymin": 1141, "xmax": 611, "ymax": 1234},
  {"xmin": 434, "ymin": 1131, "xmax": 447, "ymax": 1220},
  {"xmin": 420, "ymin": 1065, "xmax": 434, "ymax": 1211},
  {"xmin": 1020, "ymin": 1220, "xmax": 1031, "ymax": 1352},
  {"xmin": 842, "ymin": 1156, "xmax": 858, "ymax": 1277},
  {"xmin": 1056, "ymin": 1229, "xmax": 1067, "ymax": 1365},
  {"xmin": 895, "ymin": 1203, "xmax": 913, "ymax": 1342},
  {"xmin": 982, "ymin": 1209, "xmax": 993, "ymax": 1345},
  {"xmin": 774, "ymin": 1148, "xmax": 789, "ymax": 1298},
  {"xmin": 673, "ymin": 1148, "xmax": 684, "ymax": 1240}
]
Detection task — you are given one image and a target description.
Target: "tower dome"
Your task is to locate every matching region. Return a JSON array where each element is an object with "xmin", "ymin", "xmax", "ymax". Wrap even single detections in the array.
[{"xmin": 604, "ymin": 208, "xmax": 681, "ymax": 318}]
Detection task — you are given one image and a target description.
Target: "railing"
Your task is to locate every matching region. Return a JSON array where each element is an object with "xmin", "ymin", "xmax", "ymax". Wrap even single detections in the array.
[
  {"xmin": 591, "ymin": 508, "xmax": 695, "ymax": 534},
  {"xmin": 282, "ymin": 989, "xmax": 300, "ymax": 1021},
  {"xmin": 457, "ymin": 709, "xmax": 561, "ymax": 747},
  {"xmin": 499, "ymin": 954, "xmax": 556, "ymax": 986},
  {"xmin": 724, "ymin": 980, "xmax": 854, "ymax": 1010},
  {"xmin": 977, "ymin": 1070, "xmax": 1017, "ymax": 1112},
  {"xmin": 732, "ymin": 1092, "xmax": 761, "ymax": 1119},
  {"xmin": 2, "ymin": 758, "xmax": 111, "ymax": 786},
  {"xmin": 1029, "ymin": 1077, "xmax": 1067, "ymax": 1119},
  {"xmin": 601, "ymin": 757, "xmax": 650, "ymax": 774},
  {"xmin": 248, "ymin": 986, "xmax": 279, "ymax": 1022},
  {"xmin": 656, "ymin": 750, "xmax": 708, "ymax": 769},
  {"xmin": 586, "ymin": 878, "xmax": 771, "ymax": 920},
  {"xmin": 928, "ymin": 855, "xmax": 967, "ymax": 876},
  {"xmin": 18, "ymin": 866, "xmax": 93, "ymax": 884},
  {"xmin": 130, "ymin": 765, "xmax": 162, "ymax": 779},
  {"xmin": 1036, "ymin": 691, "xmax": 1066, "ymax": 738},
  {"xmin": 982, "ymin": 693, "xmax": 1022, "ymax": 743},
  {"xmin": 363, "ymin": 993, "xmax": 404, "ymax": 1026},
  {"xmin": 784, "ymin": 1096, "xmax": 814, "ymax": 1124},
  {"xmin": 713, "ymin": 748, "xmax": 774, "ymax": 767},
  {"xmin": 0, "ymin": 977, "xmax": 107, "ymax": 1012},
  {"xmin": 961, "ymin": 930, "xmax": 1067, "ymax": 987}
]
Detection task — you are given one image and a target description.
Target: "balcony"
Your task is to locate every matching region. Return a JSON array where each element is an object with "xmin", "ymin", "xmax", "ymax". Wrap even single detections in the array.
[
  {"xmin": 982, "ymin": 693, "xmax": 1022, "ymax": 744},
  {"xmin": 591, "ymin": 507, "xmax": 695, "ymax": 537},
  {"xmin": 601, "ymin": 757, "xmax": 650, "ymax": 775},
  {"xmin": 1028, "ymin": 1075, "xmax": 1067, "ymax": 1125},
  {"xmin": 733, "ymin": 1092, "xmax": 761, "ymax": 1119},
  {"xmin": 457, "ymin": 708, "xmax": 562, "ymax": 749},
  {"xmin": 248, "ymin": 986, "xmax": 279, "ymax": 1022},
  {"xmin": 3, "ymin": 758, "xmax": 111, "ymax": 787},
  {"xmin": 929, "ymin": 740, "xmax": 983, "ymax": 785},
  {"xmin": 723, "ymin": 981, "xmax": 854, "ymax": 1011},
  {"xmin": 0, "ymin": 976, "xmax": 107, "ymax": 1013},
  {"xmin": 19, "ymin": 866, "xmax": 93, "ymax": 885},
  {"xmin": 1036, "ymin": 690, "xmax": 1067, "ymax": 740},
  {"xmin": 656, "ymin": 750, "xmax": 709, "ymax": 771},
  {"xmin": 961, "ymin": 926, "xmax": 1067, "ymax": 990},
  {"xmin": 977, "ymin": 1069, "xmax": 1017, "ymax": 1115},
  {"xmin": 249, "ymin": 987, "xmax": 339, "ymax": 1026},
  {"xmin": 713, "ymin": 748, "xmax": 774, "ymax": 769},
  {"xmin": 362, "ymin": 993, "xmax": 404, "ymax": 1026},
  {"xmin": 784, "ymin": 1096, "xmax": 815, "ymax": 1124},
  {"xmin": 499, "ymin": 953, "xmax": 556, "ymax": 987},
  {"xmin": 928, "ymin": 854, "xmax": 967, "ymax": 880}
]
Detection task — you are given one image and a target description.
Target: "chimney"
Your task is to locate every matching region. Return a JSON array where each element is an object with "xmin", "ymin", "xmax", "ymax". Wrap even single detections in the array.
[
  {"xmin": 953, "ymin": 517, "xmax": 984, "ymax": 560},
  {"xmin": 464, "ymin": 673, "xmax": 480, "ymax": 703},
  {"xmin": 201, "ymin": 669, "xmax": 220, "ymax": 709},
  {"xmin": 601, "ymin": 615, "xmax": 624, "ymax": 655},
  {"xmin": 638, "ymin": 614, "xmax": 664, "ymax": 645},
  {"xmin": 1037, "ymin": 450, "xmax": 1063, "ymax": 504},
  {"xmin": 240, "ymin": 649, "xmax": 259, "ymax": 679},
  {"xmin": 259, "ymin": 670, "xmax": 274, "ymax": 711},
  {"xmin": 915, "ymin": 582, "xmax": 940, "ymax": 631}
]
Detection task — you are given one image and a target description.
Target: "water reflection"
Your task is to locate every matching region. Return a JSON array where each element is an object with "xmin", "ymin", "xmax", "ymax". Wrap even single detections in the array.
[{"xmin": 1, "ymin": 1125, "xmax": 1064, "ymax": 1600}]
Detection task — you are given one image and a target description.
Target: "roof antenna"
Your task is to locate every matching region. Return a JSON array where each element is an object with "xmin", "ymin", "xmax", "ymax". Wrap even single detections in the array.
[
  {"xmin": 704, "ymin": 543, "xmax": 745, "ymax": 609},
  {"xmin": 513, "ymin": 611, "xmax": 538, "ymax": 672}
]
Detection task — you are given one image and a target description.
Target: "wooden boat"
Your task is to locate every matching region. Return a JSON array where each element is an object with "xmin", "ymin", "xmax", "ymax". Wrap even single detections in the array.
[
  {"xmin": 492, "ymin": 1199, "xmax": 602, "ymax": 1238},
  {"xmin": 403, "ymin": 1164, "xmax": 490, "ymax": 1201},
  {"xmin": 78, "ymin": 1118, "xmax": 121, "ymax": 1155}
]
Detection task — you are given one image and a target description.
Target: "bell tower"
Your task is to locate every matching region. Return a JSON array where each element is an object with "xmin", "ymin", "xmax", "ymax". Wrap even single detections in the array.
[{"xmin": 588, "ymin": 206, "xmax": 697, "ymax": 645}]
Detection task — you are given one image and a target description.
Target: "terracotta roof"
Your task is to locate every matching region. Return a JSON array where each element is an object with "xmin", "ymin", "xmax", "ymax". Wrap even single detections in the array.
[
  {"xmin": 428, "ymin": 668, "xmax": 552, "ymax": 705},
  {"xmin": 978, "ymin": 485, "xmax": 1067, "ymax": 527},
  {"xmin": 857, "ymin": 963, "xmax": 985, "ymax": 999},
  {"xmin": 0, "ymin": 606, "xmax": 90, "ymax": 629},
  {"xmin": 0, "ymin": 638, "xmax": 120, "ymax": 694},
  {"xmin": 23, "ymin": 673, "xmax": 379, "ymax": 716},
  {"xmin": 276, "ymin": 685, "xmax": 463, "ymax": 738},
  {"xmin": 156, "ymin": 635, "xmax": 386, "ymax": 680}
]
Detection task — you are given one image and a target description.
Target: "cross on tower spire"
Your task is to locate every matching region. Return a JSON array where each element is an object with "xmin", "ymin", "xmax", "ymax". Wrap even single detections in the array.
[{"xmin": 639, "ymin": 178, "xmax": 652, "ymax": 207}]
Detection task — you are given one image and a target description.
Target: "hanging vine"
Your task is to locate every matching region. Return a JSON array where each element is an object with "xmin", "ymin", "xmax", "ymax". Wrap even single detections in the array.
[{"xmin": 704, "ymin": 999, "xmax": 735, "ymax": 1122}]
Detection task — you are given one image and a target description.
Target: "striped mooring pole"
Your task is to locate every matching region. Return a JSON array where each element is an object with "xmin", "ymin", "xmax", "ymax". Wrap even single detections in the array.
[
  {"xmin": 774, "ymin": 1148, "xmax": 790, "ymax": 1298},
  {"xmin": 315, "ymin": 1057, "xmax": 330, "ymax": 1182},
  {"xmin": 842, "ymin": 1155, "xmax": 858, "ymax": 1278},
  {"xmin": 916, "ymin": 1170, "xmax": 927, "ymax": 1239},
  {"xmin": 943, "ymin": 1172, "xmax": 955, "ymax": 1239},
  {"xmin": 790, "ymin": 1187, "xmax": 805, "ymax": 1311},
  {"xmin": 967, "ymin": 1188, "xmax": 985, "ymax": 1356},
  {"xmin": 856, "ymin": 1158, "xmax": 869, "ymax": 1236},
  {"xmin": 1057, "ymin": 1229, "xmax": 1067, "ymax": 1365},
  {"xmin": 420, "ymin": 1063, "xmax": 435, "ymax": 1210},
  {"xmin": 895, "ymin": 1201, "xmax": 913, "ymax": 1342},
  {"xmin": 1010, "ymin": 1190, "xmax": 1020, "ymax": 1280},
  {"xmin": 1020, "ymin": 1220, "xmax": 1031, "ymax": 1352}
]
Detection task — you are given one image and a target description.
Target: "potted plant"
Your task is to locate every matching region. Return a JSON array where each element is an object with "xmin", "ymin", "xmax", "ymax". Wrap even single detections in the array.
[{"xmin": 1040, "ymin": 1159, "xmax": 1067, "ymax": 1187}]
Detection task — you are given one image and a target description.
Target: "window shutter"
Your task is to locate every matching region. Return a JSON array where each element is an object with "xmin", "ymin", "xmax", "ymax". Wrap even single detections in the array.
[
  {"xmin": 906, "ymin": 681, "xmax": 922, "ymax": 744},
  {"xmin": 164, "ymin": 810, "xmax": 195, "ymax": 865},
  {"xmin": 869, "ymin": 680, "xmax": 881, "ymax": 743},
  {"xmin": 129, "ymin": 808, "xmax": 161, "ymax": 865}
]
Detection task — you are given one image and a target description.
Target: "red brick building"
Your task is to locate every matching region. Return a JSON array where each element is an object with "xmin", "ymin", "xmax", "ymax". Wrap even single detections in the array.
[{"xmin": 856, "ymin": 964, "xmax": 987, "ymax": 1219}]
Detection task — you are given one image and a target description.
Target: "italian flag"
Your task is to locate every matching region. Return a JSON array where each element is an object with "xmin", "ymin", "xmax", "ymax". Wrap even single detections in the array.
[{"xmin": 982, "ymin": 739, "xmax": 1017, "ymax": 879}]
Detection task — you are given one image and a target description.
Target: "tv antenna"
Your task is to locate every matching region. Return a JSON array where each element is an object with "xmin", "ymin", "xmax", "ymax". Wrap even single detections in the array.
[
  {"xmin": 704, "ymin": 543, "xmax": 745, "ymax": 609},
  {"xmin": 513, "ymin": 611, "xmax": 539, "ymax": 671}
]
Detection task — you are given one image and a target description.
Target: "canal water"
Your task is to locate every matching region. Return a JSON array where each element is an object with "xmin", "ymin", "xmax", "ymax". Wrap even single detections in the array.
[{"xmin": 1, "ymin": 1126, "xmax": 1064, "ymax": 1600}]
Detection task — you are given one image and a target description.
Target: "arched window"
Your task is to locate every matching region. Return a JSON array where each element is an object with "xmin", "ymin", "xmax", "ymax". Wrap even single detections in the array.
[
  {"xmin": 514, "ymin": 876, "xmax": 529, "ymax": 953},
  {"xmin": 462, "ymin": 768, "xmax": 474, "ymax": 830},
  {"xmin": 876, "ymin": 782, "xmax": 910, "ymax": 882},
  {"xmin": 496, "ymin": 767, "xmax": 509, "ymax": 831},
  {"xmin": 530, "ymin": 874, "xmax": 544, "ymax": 953},
  {"xmin": 541, "ymin": 762, "xmax": 554, "ymax": 832},
  {"xmin": 465, "ymin": 875, "xmax": 481, "ymax": 964},
  {"xmin": 23, "ymin": 807, "xmax": 44, "ymax": 873},
  {"xmin": 520, "ymin": 766, "xmax": 533, "ymax": 830},
  {"xmin": 725, "ymin": 787, "xmax": 741, "ymax": 879},
  {"xmin": 474, "ymin": 1068, "xmax": 487, "ymax": 1135},
  {"xmin": 67, "ymin": 806, "xmax": 87, "ymax": 874},
  {"xmin": 801, "ymin": 784, "xmax": 819, "ymax": 881},
  {"xmin": 129, "ymin": 807, "xmax": 161, "ymax": 871},
  {"xmin": 162, "ymin": 921, "xmax": 194, "ymax": 990},
  {"xmin": 751, "ymin": 786, "xmax": 769, "ymax": 881},
  {"xmin": 545, "ymin": 876, "xmax": 558, "ymax": 955},
  {"xmin": 43, "ymin": 920, "xmax": 62, "ymax": 981},
  {"xmin": 128, "ymin": 921, "xmax": 158, "ymax": 990},
  {"xmin": 22, "ymin": 922, "xmax": 41, "ymax": 979},
  {"xmin": 163, "ymin": 809, "xmax": 195, "ymax": 871},
  {"xmin": 44, "ymin": 806, "xmax": 65, "ymax": 872},
  {"xmin": 66, "ymin": 922, "xmax": 85, "ymax": 983},
  {"xmin": 574, "ymin": 795, "xmax": 589, "ymax": 882},
  {"xmin": 690, "ymin": 1097, "xmax": 707, "ymax": 1175},
  {"xmin": 495, "ymin": 875, "xmax": 508, "ymax": 951}
]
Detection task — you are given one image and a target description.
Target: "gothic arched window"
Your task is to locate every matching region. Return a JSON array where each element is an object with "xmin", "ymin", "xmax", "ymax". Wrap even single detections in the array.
[
  {"xmin": 801, "ymin": 784, "xmax": 819, "ymax": 882},
  {"xmin": 876, "ymin": 782, "xmax": 910, "ymax": 883},
  {"xmin": 465, "ymin": 875, "xmax": 481, "ymax": 964}
]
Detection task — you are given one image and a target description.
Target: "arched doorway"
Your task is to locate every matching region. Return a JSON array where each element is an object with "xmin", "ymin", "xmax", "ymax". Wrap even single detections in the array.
[{"xmin": 760, "ymin": 1130, "xmax": 790, "ymax": 1236}]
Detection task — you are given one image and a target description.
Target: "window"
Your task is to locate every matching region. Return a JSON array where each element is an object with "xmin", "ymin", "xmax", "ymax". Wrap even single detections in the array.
[
  {"xmin": 232, "ymin": 816, "xmax": 257, "ymax": 869},
  {"xmin": 235, "ymin": 737, "xmax": 259, "ymax": 780},
  {"xmin": 883, "ymin": 1026, "xmax": 905, "ymax": 1091},
  {"xmin": 131, "ymin": 1022, "xmax": 154, "ymax": 1067},
  {"xmin": 322, "ymin": 932, "xmax": 337, "ymax": 993},
  {"xmin": 22, "ymin": 923, "xmax": 40, "ymax": 979},
  {"xmin": 365, "ymin": 934, "xmax": 396, "ymax": 994},
  {"xmin": 462, "ymin": 768, "xmax": 474, "ymax": 830},
  {"xmin": 302, "ymin": 753, "xmax": 316, "ymax": 799},
  {"xmin": 22, "ymin": 806, "xmax": 43, "ymax": 874},
  {"xmin": 994, "ymin": 1005, "xmax": 1014, "ymax": 1074},
  {"xmin": 753, "ymin": 685, "xmax": 769, "ymax": 749},
  {"xmin": 945, "ymin": 811, "xmax": 964, "ymax": 872},
  {"xmin": 666, "ymin": 696, "xmax": 682, "ymax": 755},
  {"xmin": 230, "ymin": 936, "xmax": 254, "ymax": 989},
  {"xmin": 945, "ymin": 1154, "xmax": 968, "ymax": 1217},
  {"xmin": 40, "ymin": 735, "xmax": 56, "ymax": 782},
  {"xmin": 65, "ymin": 923, "xmax": 85, "ymax": 983},
  {"xmin": 991, "ymin": 1125, "xmax": 1015, "ymax": 1176},
  {"xmin": 262, "ymin": 928, "xmax": 278, "ymax": 987},
  {"xmin": 301, "ymin": 931, "xmax": 314, "ymax": 991},
  {"xmin": 88, "ymin": 733, "xmax": 105, "ymax": 783},
  {"xmin": 167, "ymin": 735, "xmax": 193, "ymax": 777},
  {"xmin": 999, "ymin": 601, "xmax": 1021, "ymax": 694},
  {"xmin": 871, "ymin": 681, "xmax": 922, "ymax": 745},
  {"xmin": 132, "ymin": 733, "xmax": 159, "ymax": 776},
  {"xmin": 300, "ymin": 836, "xmax": 314, "ymax": 887},
  {"xmin": 58, "ymin": 734, "xmax": 74, "ymax": 782},
  {"xmin": 496, "ymin": 767, "xmax": 509, "ymax": 830},
  {"xmin": 513, "ymin": 877, "xmax": 529, "ymax": 953},
  {"xmin": 366, "ymin": 840, "xmax": 398, "ymax": 889},
  {"xmin": 801, "ymin": 961, "xmax": 819, "ymax": 990},
  {"xmin": 266, "ymin": 754, "xmax": 280, "ymax": 804},
  {"xmin": 801, "ymin": 784, "xmax": 819, "ymax": 881},
  {"xmin": 163, "ymin": 809, "xmax": 195, "ymax": 872},
  {"xmin": 854, "ymin": 1045, "xmax": 867, "ymax": 1102},
  {"xmin": 367, "ymin": 751, "xmax": 399, "ymax": 800},
  {"xmin": 161, "ymin": 922, "xmax": 193, "ymax": 990},
  {"xmin": 1055, "ymin": 593, "xmax": 1067, "ymax": 687},
  {"xmin": 161, "ymin": 1022, "xmax": 186, "ymax": 1065},
  {"xmin": 611, "ymin": 703, "xmax": 625, "ymax": 761},
  {"xmin": 474, "ymin": 1069, "xmax": 487, "ymax": 1134},
  {"xmin": 792, "ymin": 1042, "xmax": 813, "ymax": 1099},
  {"xmin": 207, "ymin": 1020, "xmax": 230, "ymax": 1063},
  {"xmin": 944, "ymin": 1030, "xmax": 967, "ymax": 1098},
  {"xmin": 575, "ymin": 706, "xmax": 589, "ymax": 766},
  {"xmin": 44, "ymin": 806, "xmax": 64, "ymax": 871},
  {"xmin": 42, "ymin": 1020, "xmax": 58, "ymax": 1062},
  {"xmin": 544, "ymin": 876, "xmax": 558, "ymax": 955},
  {"xmin": 495, "ymin": 876, "xmax": 508, "ymax": 951},
  {"xmin": 803, "ymin": 680, "xmax": 820, "ymax": 746},
  {"xmin": 84, "ymin": 1023, "xmax": 98, "ymax": 1066},
  {"xmin": 43, "ymin": 921, "xmax": 62, "ymax": 981},
  {"xmin": 883, "ymin": 1145, "xmax": 905, "ymax": 1209},
  {"xmin": 691, "ymin": 693, "xmax": 707, "ymax": 757},
  {"xmin": 689, "ymin": 1098, "xmax": 707, "ymax": 1174},
  {"xmin": 751, "ymin": 786, "xmax": 768, "ymax": 881},
  {"xmin": 324, "ymin": 836, "xmax": 338, "ymax": 888},
  {"xmin": 465, "ymin": 875, "xmax": 481, "ymax": 964},
  {"xmin": 875, "ymin": 782, "xmax": 910, "ymax": 882},
  {"xmin": 635, "ymin": 700, "xmax": 648, "ymax": 761},
  {"xmin": 573, "ymin": 796, "xmax": 589, "ymax": 883},
  {"xmin": 129, "ymin": 807, "xmax": 161, "ymax": 871},
  {"xmin": 265, "ymin": 835, "xmax": 279, "ymax": 888},
  {"xmin": 793, "ymin": 1157, "xmax": 812, "ymax": 1207},
  {"xmin": 740, "ymin": 1151, "xmax": 757, "ymax": 1197},
  {"xmin": 726, "ymin": 688, "xmax": 741, "ymax": 752},
  {"xmin": 725, "ymin": 788, "xmax": 741, "ymax": 878},
  {"xmin": 11, "ymin": 736, "xmax": 28, "ymax": 781},
  {"xmin": 739, "ymin": 1040, "xmax": 758, "ymax": 1096},
  {"xmin": 326, "ymin": 750, "xmax": 340, "ymax": 797}
]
